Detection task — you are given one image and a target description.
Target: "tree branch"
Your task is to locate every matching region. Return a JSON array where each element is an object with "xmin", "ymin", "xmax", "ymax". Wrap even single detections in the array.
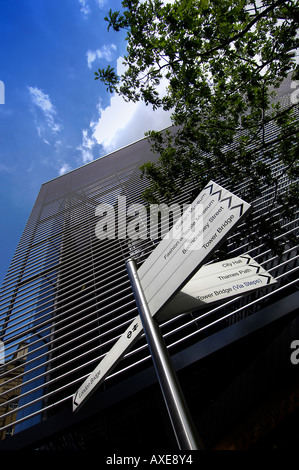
[{"xmin": 201, "ymin": 0, "xmax": 288, "ymax": 58}]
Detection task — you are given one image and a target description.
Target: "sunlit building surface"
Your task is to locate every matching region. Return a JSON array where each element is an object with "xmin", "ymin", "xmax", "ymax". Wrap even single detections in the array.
[{"xmin": 0, "ymin": 76, "xmax": 298, "ymax": 450}]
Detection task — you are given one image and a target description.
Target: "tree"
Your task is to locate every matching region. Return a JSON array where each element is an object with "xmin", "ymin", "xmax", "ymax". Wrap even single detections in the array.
[{"xmin": 95, "ymin": 0, "xmax": 299, "ymax": 254}]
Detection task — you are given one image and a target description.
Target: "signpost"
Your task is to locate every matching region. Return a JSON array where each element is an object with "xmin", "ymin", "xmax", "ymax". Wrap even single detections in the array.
[
  {"xmin": 126, "ymin": 258, "xmax": 204, "ymax": 450},
  {"xmin": 73, "ymin": 182, "xmax": 253, "ymax": 411},
  {"xmin": 137, "ymin": 180, "xmax": 252, "ymax": 317},
  {"xmin": 73, "ymin": 181, "xmax": 252, "ymax": 414},
  {"xmin": 157, "ymin": 255, "xmax": 277, "ymax": 320},
  {"xmin": 72, "ymin": 314, "xmax": 143, "ymax": 411}
]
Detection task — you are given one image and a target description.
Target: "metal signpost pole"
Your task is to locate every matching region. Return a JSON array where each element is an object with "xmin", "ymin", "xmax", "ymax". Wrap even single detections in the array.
[
  {"xmin": 73, "ymin": 181, "xmax": 253, "ymax": 413},
  {"xmin": 126, "ymin": 258, "xmax": 203, "ymax": 451}
]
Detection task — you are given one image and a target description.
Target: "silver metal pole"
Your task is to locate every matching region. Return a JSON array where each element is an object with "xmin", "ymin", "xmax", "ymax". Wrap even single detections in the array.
[{"xmin": 125, "ymin": 258, "xmax": 203, "ymax": 450}]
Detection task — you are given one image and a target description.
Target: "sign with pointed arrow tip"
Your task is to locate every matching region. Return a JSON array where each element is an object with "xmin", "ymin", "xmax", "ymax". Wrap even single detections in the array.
[
  {"xmin": 137, "ymin": 180, "xmax": 252, "ymax": 317},
  {"xmin": 157, "ymin": 255, "xmax": 277, "ymax": 321},
  {"xmin": 73, "ymin": 181, "xmax": 252, "ymax": 412}
]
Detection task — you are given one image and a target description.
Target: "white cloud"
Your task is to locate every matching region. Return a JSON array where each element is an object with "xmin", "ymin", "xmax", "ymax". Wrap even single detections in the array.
[
  {"xmin": 80, "ymin": 148, "xmax": 94, "ymax": 163},
  {"xmin": 59, "ymin": 163, "xmax": 72, "ymax": 176},
  {"xmin": 28, "ymin": 86, "xmax": 62, "ymax": 137},
  {"xmin": 28, "ymin": 86, "xmax": 55, "ymax": 115},
  {"xmin": 87, "ymin": 44, "xmax": 117, "ymax": 69},
  {"xmin": 82, "ymin": 128, "xmax": 96, "ymax": 149},
  {"xmin": 78, "ymin": 0, "xmax": 90, "ymax": 16},
  {"xmin": 0, "ymin": 163, "xmax": 15, "ymax": 172},
  {"xmin": 91, "ymin": 56, "xmax": 172, "ymax": 154},
  {"xmin": 92, "ymin": 95, "xmax": 137, "ymax": 151},
  {"xmin": 77, "ymin": 128, "xmax": 98, "ymax": 164},
  {"xmin": 96, "ymin": 0, "xmax": 106, "ymax": 7},
  {"xmin": 79, "ymin": 0, "xmax": 107, "ymax": 16}
]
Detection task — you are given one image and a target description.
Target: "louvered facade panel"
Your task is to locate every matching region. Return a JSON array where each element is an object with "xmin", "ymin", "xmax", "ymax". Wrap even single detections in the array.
[{"xmin": 0, "ymin": 77, "xmax": 298, "ymax": 450}]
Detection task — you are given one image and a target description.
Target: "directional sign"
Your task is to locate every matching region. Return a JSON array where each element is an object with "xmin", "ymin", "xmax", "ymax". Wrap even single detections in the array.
[
  {"xmin": 156, "ymin": 255, "xmax": 277, "ymax": 321},
  {"xmin": 73, "ymin": 315, "xmax": 143, "ymax": 411},
  {"xmin": 138, "ymin": 180, "xmax": 252, "ymax": 317},
  {"xmin": 73, "ymin": 181, "xmax": 251, "ymax": 411}
]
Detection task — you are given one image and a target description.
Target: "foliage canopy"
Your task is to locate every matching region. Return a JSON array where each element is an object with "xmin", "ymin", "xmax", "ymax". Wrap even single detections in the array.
[{"xmin": 95, "ymin": 0, "xmax": 299, "ymax": 253}]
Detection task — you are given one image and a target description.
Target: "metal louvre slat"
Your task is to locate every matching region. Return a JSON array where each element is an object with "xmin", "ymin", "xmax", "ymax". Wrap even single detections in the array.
[
  {"xmin": 0, "ymin": 89, "xmax": 298, "ymax": 438},
  {"xmin": 0, "ymin": 214, "xmax": 298, "ymax": 435},
  {"xmin": 1, "ymin": 274, "xmax": 298, "ymax": 435}
]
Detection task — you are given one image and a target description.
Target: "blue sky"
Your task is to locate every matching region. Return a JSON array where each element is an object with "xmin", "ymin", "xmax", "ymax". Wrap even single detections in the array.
[{"xmin": 0, "ymin": 0, "xmax": 172, "ymax": 286}]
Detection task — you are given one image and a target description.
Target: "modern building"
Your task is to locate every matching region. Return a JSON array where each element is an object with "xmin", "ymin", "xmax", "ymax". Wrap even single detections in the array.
[
  {"xmin": 0, "ymin": 76, "xmax": 298, "ymax": 450},
  {"xmin": 0, "ymin": 343, "xmax": 28, "ymax": 440}
]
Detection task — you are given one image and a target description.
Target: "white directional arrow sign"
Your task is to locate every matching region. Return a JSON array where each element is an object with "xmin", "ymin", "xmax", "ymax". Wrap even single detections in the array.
[
  {"xmin": 157, "ymin": 255, "xmax": 277, "ymax": 321},
  {"xmin": 73, "ymin": 180, "xmax": 252, "ymax": 411},
  {"xmin": 137, "ymin": 181, "xmax": 252, "ymax": 318}
]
